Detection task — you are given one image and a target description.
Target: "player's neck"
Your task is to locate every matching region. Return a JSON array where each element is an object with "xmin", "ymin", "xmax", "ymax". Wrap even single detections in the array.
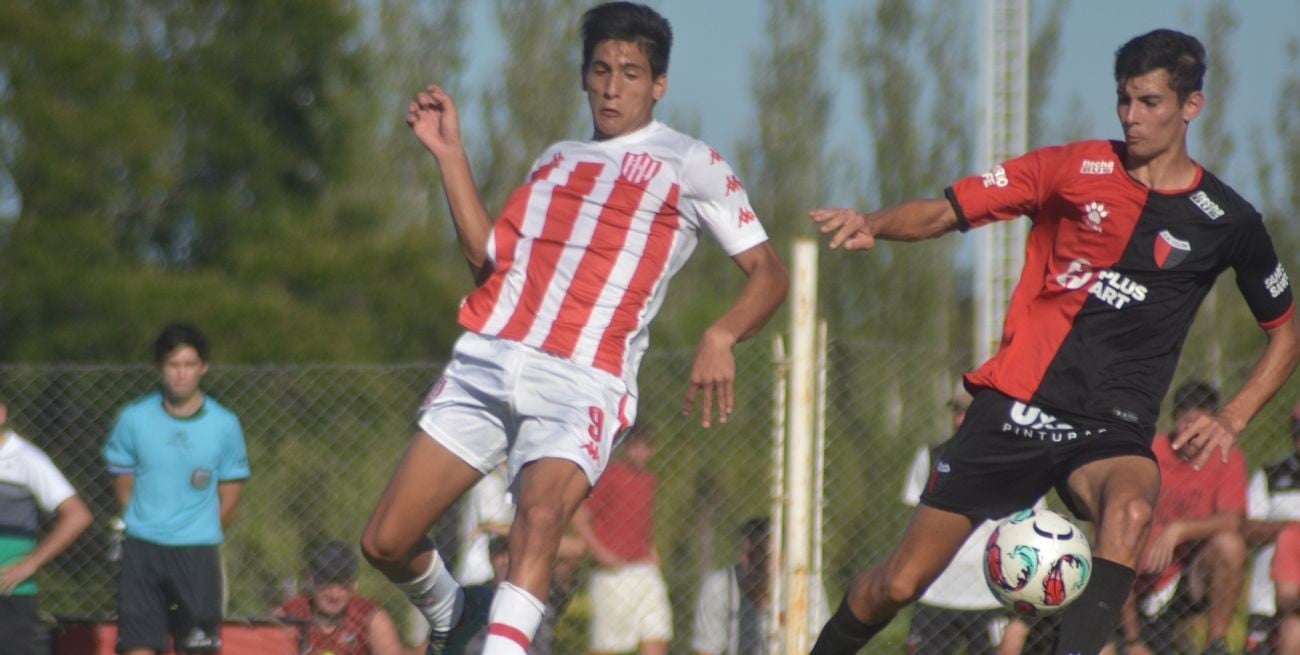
[
  {"xmin": 162, "ymin": 391, "xmax": 205, "ymax": 418},
  {"xmin": 1125, "ymin": 144, "xmax": 1198, "ymax": 192}
]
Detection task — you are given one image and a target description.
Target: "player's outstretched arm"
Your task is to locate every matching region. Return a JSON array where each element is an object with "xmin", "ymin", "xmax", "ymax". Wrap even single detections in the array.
[
  {"xmin": 809, "ymin": 198, "xmax": 959, "ymax": 251},
  {"xmin": 1174, "ymin": 314, "xmax": 1300, "ymax": 469},
  {"xmin": 408, "ymin": 84, "xmax": 493, "ymax": 282},
  {"xmin": 683, "ymin": 242, "xmax": 788, "ymax": 428}
]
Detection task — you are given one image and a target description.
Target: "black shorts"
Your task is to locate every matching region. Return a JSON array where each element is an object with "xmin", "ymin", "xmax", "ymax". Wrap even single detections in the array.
[
  {"xmin": 116, "ymin": 537, "xmax": 223, "ymax": 653},
  {"xmin": 0, "ymin": 595, "xmax": 38, "ymax": 655},
  {"xmin": 906, "ymin": 603, "xmax": 1007, "ymax": 654},
  {"xmin": 919, "ymin": 389, "xmax": 1155, "ymax": 520}
]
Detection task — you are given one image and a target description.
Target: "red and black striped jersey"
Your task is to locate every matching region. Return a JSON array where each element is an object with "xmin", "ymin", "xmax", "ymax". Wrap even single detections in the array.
[{"xmin": 948, "ymin": 139, "xmax": 1294, "ymax": 432}]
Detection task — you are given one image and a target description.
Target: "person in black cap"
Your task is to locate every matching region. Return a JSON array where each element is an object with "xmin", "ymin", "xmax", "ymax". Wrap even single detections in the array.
[{"xmin": 275, "ymin": 540, "xmax": 422, "ymax": 655}]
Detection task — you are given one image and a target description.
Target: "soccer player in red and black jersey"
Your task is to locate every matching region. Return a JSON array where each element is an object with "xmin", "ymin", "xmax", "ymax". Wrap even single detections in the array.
[{"xmin": 809, "ymin": 29, "xmax": 1299, "ymax": 655}]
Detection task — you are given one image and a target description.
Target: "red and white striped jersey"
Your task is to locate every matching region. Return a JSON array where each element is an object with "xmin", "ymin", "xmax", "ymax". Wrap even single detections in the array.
[{"xmin": 458, "ymin": 120, "xmax": 768, "ymax": 390}]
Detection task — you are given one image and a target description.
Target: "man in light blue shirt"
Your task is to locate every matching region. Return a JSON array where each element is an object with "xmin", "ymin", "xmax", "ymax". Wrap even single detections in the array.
[{"xmin": 103, "ymin": 323, "xmax": 249, "ymax": 655}]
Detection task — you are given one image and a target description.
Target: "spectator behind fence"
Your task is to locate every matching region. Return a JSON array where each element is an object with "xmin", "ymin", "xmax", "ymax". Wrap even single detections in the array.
[
  {"xmin": 103, "ymin": 322, "xmax": 250, "ymax": 655},
  {"xmin": 1121, "ymin": 380, "xmax": 1246, "ymax": 655},
  {"xmin": 573, "ymin": 425, "xmax": 672, "ymax": 655},
  {"xmin": 1244, "ymin": 402, "xmax": 1300, "ymax": 655},
  {"xmin": 901, "ymin": 388, "xmax": 1041, "ymax": 655},
  {"xmin": 0, "ymin": 401, "xmax": 93, "ymax": 655},
  {"xmin": 276, "ymin": 540, "xmax": 420, "ymax": 655},
  {"xmin": 690, "ymin": 517, "xmax": 829, "ymax": 655},
  {"xmin": 1271, "ymin": 523, "xmax": 1300, "ymax": 654}
]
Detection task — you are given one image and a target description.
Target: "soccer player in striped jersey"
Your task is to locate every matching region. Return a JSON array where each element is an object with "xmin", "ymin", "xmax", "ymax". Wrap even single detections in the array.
[
  {"xmin": 359, "ymin": 4, "xmax": 788, "ymax": 654},
  {"xmin": 809, "ymin": 29, "xmax": 1298, "ymax": 655}
]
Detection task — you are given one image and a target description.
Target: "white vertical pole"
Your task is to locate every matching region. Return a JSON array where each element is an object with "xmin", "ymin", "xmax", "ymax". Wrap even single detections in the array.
[
  {"xmin": 784, "ymin": 239, "xmax": 818, "ymax": 654},
  {"xmin": 769, "ymin": 335, "xmax": 788, "ymax": 654},
  {"xmin": 811, "ymin": 319, "xmax": 829, "ymax": 630}
]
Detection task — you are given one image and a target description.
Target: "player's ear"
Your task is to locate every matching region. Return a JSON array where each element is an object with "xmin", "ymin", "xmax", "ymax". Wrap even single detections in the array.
[
  {"xmin": 652, "ymin": 73, "xmax": 667, "ymax": 101},
  {"xmin": 1181, "ymin": 90, "xmax": 1205, "ymax": 123}
]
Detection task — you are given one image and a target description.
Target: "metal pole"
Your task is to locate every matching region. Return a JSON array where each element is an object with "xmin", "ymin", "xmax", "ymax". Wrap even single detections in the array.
[
  {"xmin": 769, "ymin": 335, "xmax": 788, "ymax": 654},
  {"xmin": 784, "ymin": 239, "xmax": 818, "ymax": 654}
]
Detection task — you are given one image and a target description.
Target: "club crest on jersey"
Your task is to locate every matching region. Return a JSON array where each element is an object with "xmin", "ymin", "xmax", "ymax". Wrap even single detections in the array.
[
  {"xmin": 621, "ymin": 152, "xmax": 662, "ymax": 185},
  {"xmin": 1154, "ymin": 230, "xmax": 1191, "ymax": 269}
]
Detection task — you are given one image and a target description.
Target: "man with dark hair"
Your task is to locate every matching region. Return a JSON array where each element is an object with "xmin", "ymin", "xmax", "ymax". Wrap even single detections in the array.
[
  {"xmin": 104, "ymin": 322, "xmax": 250, "ymax": 655},
  {"xmin": 276, "ymin": 541, "xmax": 417, "ymax": 655},
  {"xmin": 0, "ymin": 401, "xmax": 93, "ymax": 655},
  {"xmin": 359, "ymin": 2, "xmax": 787, "ymax": 654},
  {"xmin": 808, "ymin": 28, "xmax": 1297, "ymax": 655},
  {"xmin": 1244, "ymin": 402, "xmax": 1300, "ymax": 655},
  {"xmin": 1120, "ymin": 380, "xmax": 1246, "ymax": 654}
]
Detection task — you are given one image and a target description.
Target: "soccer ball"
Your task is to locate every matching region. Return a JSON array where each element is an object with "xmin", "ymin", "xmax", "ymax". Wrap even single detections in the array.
[{"xmin": 983, "ymin": 508, "xmax": 1092, "ymax": 616}]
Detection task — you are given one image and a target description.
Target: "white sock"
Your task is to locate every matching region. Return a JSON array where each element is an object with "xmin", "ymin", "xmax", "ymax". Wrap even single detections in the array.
[
  {"xmin": 393, "ymin": 550, "xmax": 463, "ymax": 632},
  {"xmin": 482, "ymin": 581, "xmax": 546, "ymax": 655}
]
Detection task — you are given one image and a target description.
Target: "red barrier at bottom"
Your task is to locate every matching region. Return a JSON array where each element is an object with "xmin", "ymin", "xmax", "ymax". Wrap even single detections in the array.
[{"xmin": 52, "ymin": 621, "xmax": 298, "ymax": 655}]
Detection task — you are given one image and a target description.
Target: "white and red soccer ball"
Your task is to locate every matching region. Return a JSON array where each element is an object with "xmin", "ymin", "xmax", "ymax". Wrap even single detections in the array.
[{"xmin": 983, "ymin": 508, "xmax": 1092, "ymax": 616}]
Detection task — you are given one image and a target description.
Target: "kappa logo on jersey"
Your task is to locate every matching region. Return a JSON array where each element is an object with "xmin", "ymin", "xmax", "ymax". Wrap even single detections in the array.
[
  {"xmin": 1154, "ymin": 230, "xmax": 1191, "ymax": 269},
  {"xmin": 1088, "ymin": 270, "xmax": 1148, "ymax": 309},
  {"xmin": 724, "ymin": 174, "xmax": 743, "ymax": 196},
  {"xmin": 1083, "ymin": 201, "xmax": 1108, "ymax": 232},
  {"xmin": 1189, "ymin": 190, "xmax": 1225, "ymax": 220},
  {"xmin": 620, "ymin": 152, "xmax": 662, "ymax": 185},
  {"xmin": 982, "ymin": 165, "xmax": 1009, "ymax": 188},
  {"xmin": 709, "ymin": 148, "xmax": 723, "ymax": 164},
  {"xmin": 1266, "ymin": 262, "xmax": 1291, "ymax": 298},
  {"xmin": 738, "ymin": 207, "xmax": 756, "ymax": 227},
  {"xmin": 1055, "ymin": 258, "xmax": 1094, "ymax": 291},
  {"xmin": 1080, "ymin": 159, "xmax": 1114, "ymax": 175}
]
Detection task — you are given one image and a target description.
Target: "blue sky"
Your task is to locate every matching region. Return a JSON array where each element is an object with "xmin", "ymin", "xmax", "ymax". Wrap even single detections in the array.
[{"xmin": 464, "ymin": 0, "xmax": 1300, "ymax": 208}]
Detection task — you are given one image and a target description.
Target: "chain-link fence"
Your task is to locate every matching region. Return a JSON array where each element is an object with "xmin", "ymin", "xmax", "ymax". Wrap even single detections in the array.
[{"xmin": 3, "ymin": 342, "xmax": 1298, "ymax": 654}]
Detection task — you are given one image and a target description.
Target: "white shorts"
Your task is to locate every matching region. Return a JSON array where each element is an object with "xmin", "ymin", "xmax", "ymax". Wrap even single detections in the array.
[
  {"xmin": 589, "ymin": 563, "xmax": 673, "ymax": 651},
  {"xmin": 418, "ymin": 332, "xmax": 635, "ymax": 487}
]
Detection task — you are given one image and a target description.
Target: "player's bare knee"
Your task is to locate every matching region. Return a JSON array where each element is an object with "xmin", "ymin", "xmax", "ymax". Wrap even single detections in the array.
[
  {"xmin": 876, "ymin": 560, "xmax": 928, "ymax": 608},
  {"xmin": 359, "ymin": 528, "xmax": 404, "ymax": 570},
  {"xmin": 516, "ymin": 502, "xmax": 565, "ymax": 542}
]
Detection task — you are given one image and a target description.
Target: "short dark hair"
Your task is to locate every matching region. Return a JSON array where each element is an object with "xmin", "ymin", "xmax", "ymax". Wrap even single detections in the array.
[
  {"xmin": 152, "ymin": 322, "xmax": 209, "ymax": 364},
  {"xmin": 739, "ymin": 517, "xmax": 770, "ymax": 544},
  {"xmin": 1172, "ymin": 379, "xmax": 1219, "ymax": 416},
  {"xmin": 1114, "ymin": 29, "xmax": 1207, "ymax": 102},
  {"xmin": 581, "ymin": 2, "xmax": 672, "ymax": 79},
  {"xmin": 308, "ymin": 540, "xmax": 357, "ymax": 585}
]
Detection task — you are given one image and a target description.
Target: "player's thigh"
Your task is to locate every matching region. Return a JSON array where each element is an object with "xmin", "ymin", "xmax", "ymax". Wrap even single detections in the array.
[
  {"xmin": 116, "ymin": 538, "xmax": 171, "ymax": 652},
  {"xmin": 1062, "ymin": 454, "xmax": 1159, "ymax": 559},
  {"xmin": 630, "ymin": 566, "xmax": 673, "ymax": 643},
  {"xmin": 0, "ymin": 595, "xmax": 38, "ymax": 655},
  {"xmin": 510, "ymin": 349, "xmax": 633, "ymax": 488},
  {"xmin": 166, "ymin": 545, "xmax": 223, "ymax": 652},
  {"xmin": 877, "ymin": 505, "xmax": 983, "ymax": 598},
  {"xmin": 589, "ymin": 569, "xmax": 639, "ymax": 653},
  {"xmin": 364, "ymin": 431, "xmax": 486, "ymax": 556}
]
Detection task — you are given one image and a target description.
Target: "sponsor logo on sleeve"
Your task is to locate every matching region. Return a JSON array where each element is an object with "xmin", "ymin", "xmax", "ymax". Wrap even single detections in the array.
[
  {"xmin": 982, "ymin": 165, "xmax": 1009, "ymax": 188},
  {"xmin": 737, "ymin": 207, "xmax": 756, "ymax": 227},
  {"xmin": 1080, "ymin": 160, "xmax": 1114, "ymax": 175},
  {"xmin": 1266, "ymin": 262, "xmax": 1291, "ymax": 298},
  {"xmin": 1189, "ymin": 191, "xmax": 1225, "ymax": 220},
  {"xmin": 1154, "ymin": 230, "xmax": 1191, "ymax": 269},
  {"xmin": 620, "ymin": 152, "xmax": 663, "ymax": 185},
  {"xmin": 724, "ymin": 174, "xmax": 743, "ymax": 196}
]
